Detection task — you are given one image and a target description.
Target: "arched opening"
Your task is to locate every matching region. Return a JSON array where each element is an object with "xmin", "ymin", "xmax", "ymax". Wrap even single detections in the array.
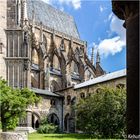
[
  {"xmin": 50, "ymin": 99, "xmax": 56, "ymax": 107},
  {"xmin": 85, "ymin": 68, "xmax": 91, "ymax": 81},
  {"xmin": 96, "ymin": 88, "xmax": 102, "ymax": 93},
  {"xmin": 32, "ymin": 48, "xmax": 39, "ymax": 65},
  {"xmin": 32, "ymin": 112, "xmax": 40, "ymax": 129},
  {"xmin": 67, "ymin": 95, "xmax": 71, "ymax": 105},
  {"xmin": 48, "ymin": 113, "xmax": 59, "ymax": 126},
  {"xmin": 53, "ymin": 55, "xmax": 60, "ymax": 70},
  {"xmin": 116, "ymin": 83, "xmax": 125, "ymax": 89},
  {"xmin": 64, "ymin": 113, "xmax": 70, "ymax": 132},
  {"xmin": 50, "ymin": 80, "xmax": 60, "ymax": 92},
  {"xmin": 60, "ymin": 38, "xmax": 65, "ymax": 51},
  {"xmin": 71, "ymin": 61, "xmax": 78, "ymax": 74},
  {"xmin": 80, "ymin": 92, "xmax": 85, "ymax": 99},
  {"xmin": 31, "ymin": 73, "xmax": 39, "ymax": 88},
  {"xmin": 71, "ymin": 96, "xmax": 76, "ymax": 105}
]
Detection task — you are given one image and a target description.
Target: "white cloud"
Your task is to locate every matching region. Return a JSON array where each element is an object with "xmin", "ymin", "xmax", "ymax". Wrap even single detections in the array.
[
  {"xmin": 92, "ymin": 14, "xmax": 126, "ymax": 58},
  {"xmin": 43, "ymin": 0, "xmax": 81, "ymax": 10},
  {"xmin": 71, "ymin": 0, "xmax": 81, "ymax": 9},
  {"xmin": 100, "ymin": 5, "xmax": 103, "ymax": 12},
  {"xmin": 99, "ymin": 5, "xmax": 107, "ymax": 13},
  {"xmin": 96, "ymin": 36, "xmax": 125, "ymax": 57}
]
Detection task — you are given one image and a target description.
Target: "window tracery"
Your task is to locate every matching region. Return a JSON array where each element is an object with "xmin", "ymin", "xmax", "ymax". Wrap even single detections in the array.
[
  {"xmin": 67, "ymin": 95, "xmax": 71, "ymax": 105},
  {"xmin": 80, "ymin": 92, "xmax": 85, "ymax": 99}
]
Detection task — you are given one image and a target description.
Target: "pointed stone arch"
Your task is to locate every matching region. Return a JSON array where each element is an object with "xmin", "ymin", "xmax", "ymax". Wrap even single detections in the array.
[
  {"xmin": 48, "ymin": 113, "xmax": 60, "ymax": 126},
  {"xmin": 32, "ymin": 48, "xmax": 39, "ymax": 65},
  {"xmin": 32, "ymin": 111, "xmax": 41, "ymax": 129},
  {"xmin": 52, "ymin": 54, "xmax": 60, "ymax": 70},
  {"xmin": 50, "ymin": 80, "xmax": 61, "ymax": 92},
  {"xmin": 71, "ymin": 60, "xmax": 79, "ymax": 74},
  {"xmin": 64, "ymin": 113, "xmax": 70, "ymax": 132}
]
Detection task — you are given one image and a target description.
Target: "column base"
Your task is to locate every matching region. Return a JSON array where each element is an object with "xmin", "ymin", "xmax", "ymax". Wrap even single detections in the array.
[{"xmin": 15, "ymin": 127, "xmax": 37, "ymax": 133}]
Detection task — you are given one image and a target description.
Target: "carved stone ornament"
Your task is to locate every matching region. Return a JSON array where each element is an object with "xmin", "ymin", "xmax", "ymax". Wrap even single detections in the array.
[{"xmin": 112, "ymin": 1, "xmax": 139, "ymax": 21}]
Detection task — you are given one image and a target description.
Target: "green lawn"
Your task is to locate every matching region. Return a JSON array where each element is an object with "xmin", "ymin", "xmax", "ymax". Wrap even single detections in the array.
[{"xmin": 28, "ymin": 133, "xmax": 97, "ymax": 140}]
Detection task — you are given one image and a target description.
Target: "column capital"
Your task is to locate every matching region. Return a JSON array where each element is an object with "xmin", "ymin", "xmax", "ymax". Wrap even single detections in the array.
[{"xmin": 112, "ymin": 1, "xmax": 139, "ymax": 23}]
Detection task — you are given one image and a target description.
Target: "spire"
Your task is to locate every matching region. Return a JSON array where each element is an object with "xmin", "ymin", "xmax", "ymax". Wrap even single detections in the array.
[
  {"xmin": 21, "ymin": 0, "xmax": 28, "ymax": 27},
  {"xmin": 96, "ymin": 49, "xmax": 100, "ymax": 64},
  {"xmin": 23, "ymin": 0, "xmax": 28, "ymax": 20},
  {"xmin": 91, "ymin": 47, "xmax": 94, "ymax": 65},
  {"xmin": 17, "ymin": 0, "xmax": 21, "ymax": 26}
]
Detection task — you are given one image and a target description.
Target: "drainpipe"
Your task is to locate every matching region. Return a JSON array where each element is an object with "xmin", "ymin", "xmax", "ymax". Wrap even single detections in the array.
[{"xmin": 61, "ymin": 96, "xmax": 64, "ymax": 132}]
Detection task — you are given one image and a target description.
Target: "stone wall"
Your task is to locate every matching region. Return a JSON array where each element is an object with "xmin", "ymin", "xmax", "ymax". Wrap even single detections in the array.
[
  {"xmin": 0, "ymin": 132, "xmax": 28, "ymax": 140},
  {"xmin": 27, "ymin": 94, "xmax": 63, "ymax": 130},
  {"xmin": 0, "ymin": 0, "xmax": 7, "ymax": 79}
]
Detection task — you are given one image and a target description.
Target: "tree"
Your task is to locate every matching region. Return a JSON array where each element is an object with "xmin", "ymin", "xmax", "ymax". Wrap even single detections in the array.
[
  {"xmin": 76, "ymin": 86, "xmax": 126, "ymax": 139},
  {"xmin": 0, "ymin": 78, "xmax": 40, "ymax": 132}
]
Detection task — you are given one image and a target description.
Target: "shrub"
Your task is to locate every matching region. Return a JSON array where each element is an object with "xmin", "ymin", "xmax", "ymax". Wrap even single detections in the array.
[
  {"xmin": 76, "ymin": 86, "xmax": 126, "ymax": 139},
  {"xmin": 37, "ymin": 118, "xmax": 58, "ymax": 134}
]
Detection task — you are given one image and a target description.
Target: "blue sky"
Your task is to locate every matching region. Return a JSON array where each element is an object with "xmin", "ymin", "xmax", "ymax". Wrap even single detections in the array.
[{"xmin": 43, "ymin": 0, "xmax": 126, "ymax": 73}]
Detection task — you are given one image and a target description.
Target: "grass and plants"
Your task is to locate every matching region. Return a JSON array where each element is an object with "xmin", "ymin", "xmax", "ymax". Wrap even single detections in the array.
[
  {"xmin": 29, "ymin": 133, "xmax": 96, "ymax": 140},
  {"xmin": 29, "ymin": 133, "xmax": 125, "ymax": 140}
]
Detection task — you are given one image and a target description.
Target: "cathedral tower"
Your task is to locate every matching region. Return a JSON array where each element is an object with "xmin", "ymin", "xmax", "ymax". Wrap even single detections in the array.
[{"xmin": 5, "ymin": 0, "xmax": 31, "ymax": 88}]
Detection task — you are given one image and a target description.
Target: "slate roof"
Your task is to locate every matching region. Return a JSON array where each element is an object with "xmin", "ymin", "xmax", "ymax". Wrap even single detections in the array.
[
  {"xmin": 74, "ymin": 69, "xmax": 126, "ymax": 89},
  {"xmin": 27, "ymin": 0, "xmax": 80, "ymax": 39},
  {"xmin": 31, "ymin": 88, "xmax": 60, "ymax": 97}
]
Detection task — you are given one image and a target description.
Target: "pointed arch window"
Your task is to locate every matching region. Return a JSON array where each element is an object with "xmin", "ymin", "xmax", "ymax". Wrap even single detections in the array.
[
  {"xmin": 85, "ymin": 69, "xmax": 91, "ymax": 81},
  {"xmin": 80, "ymin": 92, "xmax": 85, "ymax": 99},
  {"xmin": 32, "ymin": 48, "xmax": 39, "ymax": 65},
  {"xmin": 71, "ymin": 61, "xmax": 78, "ymax": 74},
  {"xmin": 60, "ymin": 38, "xmax": 65, "ymax": 51},
  {"xmin": 50, "ymin": 99, "xmax": 56, "ymax": 106},
  {"xmin": 53, "ymin": 55, "xmax": 60, "ymax": 70},
  {"xmin": 67, "ymin": 95, "xmax": 71, "ymax": 105}
]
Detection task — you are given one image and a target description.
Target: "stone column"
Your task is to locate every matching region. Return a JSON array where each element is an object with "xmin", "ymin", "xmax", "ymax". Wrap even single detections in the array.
[
  {"xmin": 112, "ymin": 1, "xmax": 139, "ymax": 135},
  {"xmin": 26, "ymin": 111, "xmax": 32, "ymax": 127}
]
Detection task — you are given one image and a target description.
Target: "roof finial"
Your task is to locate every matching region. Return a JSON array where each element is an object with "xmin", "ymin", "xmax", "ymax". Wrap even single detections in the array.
[
  {"xmin": 96, "ymin": 49, "xmax": 100, "ymax": 64},
  {"xmin": 91, "ymin": 47, "xmax": 94, "ymax": 65}
]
